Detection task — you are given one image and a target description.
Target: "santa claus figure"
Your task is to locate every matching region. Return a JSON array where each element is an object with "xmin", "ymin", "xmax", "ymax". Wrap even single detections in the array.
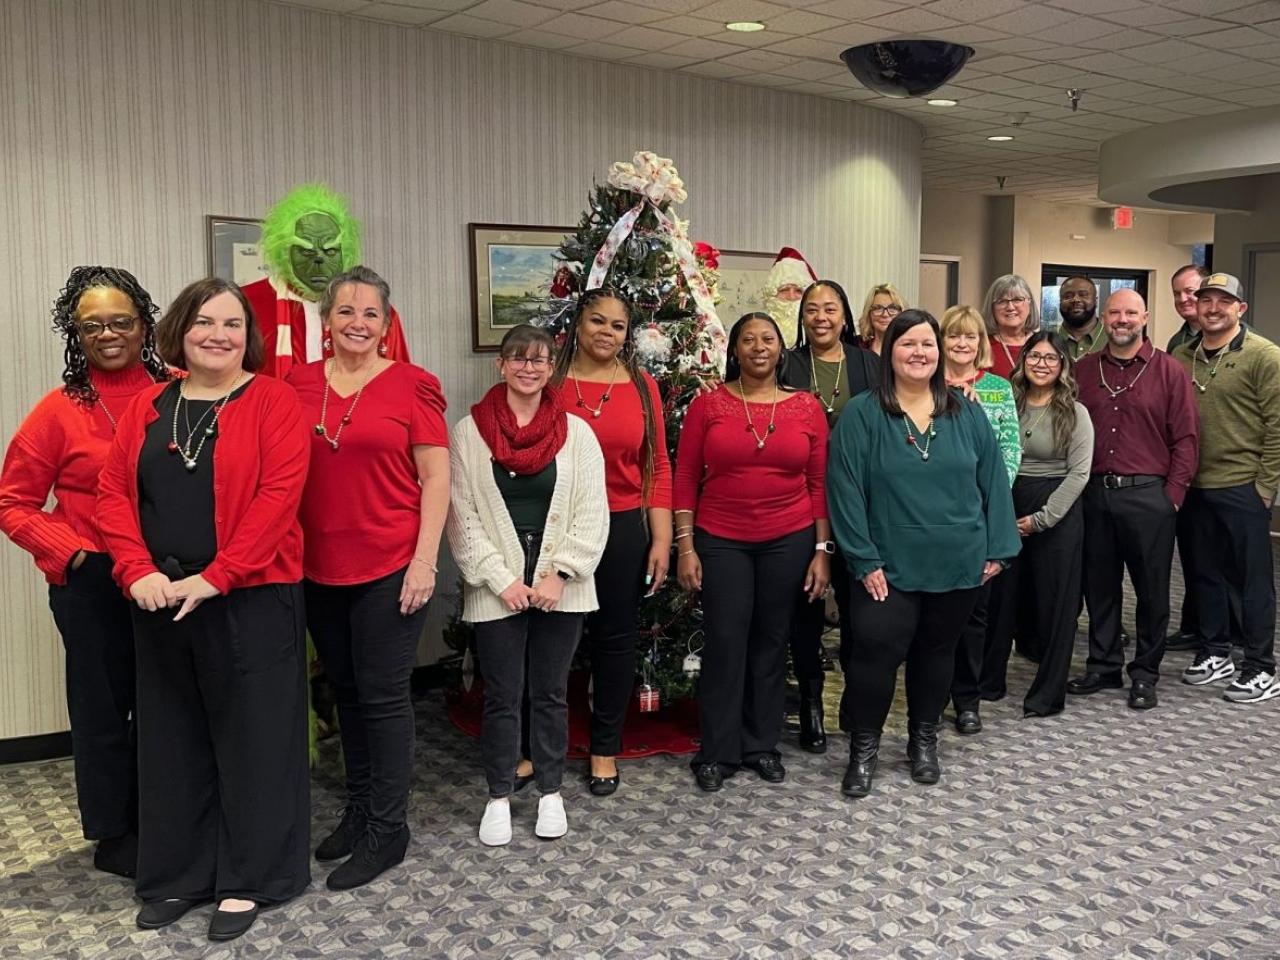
[
  {"xmin": 242, "ymin": 183, "xmax": 411, "ymax": 377},
  {"xmin": 760, "ymin": 247, "xmax": 818, "ymax": 346}
]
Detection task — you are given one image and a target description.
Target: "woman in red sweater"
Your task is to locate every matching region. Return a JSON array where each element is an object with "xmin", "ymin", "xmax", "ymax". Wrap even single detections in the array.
[
  {"xmin": 0, "ymin": 266, "xmax": 170, "ymax": 878},
  {"xmin": 286, "ymin": 266, "xmax": 450, "ymax": 890},
  {"xmin": 97, "ymin": 278, "xmax": 310, "ymax": 943},
  {"xmin": 675, "ymin": 312, "xmax": 831, "ymax": 792},
  {"xmin": 552, "ymin": 289, "xmax": 673, "ymax": 795}
]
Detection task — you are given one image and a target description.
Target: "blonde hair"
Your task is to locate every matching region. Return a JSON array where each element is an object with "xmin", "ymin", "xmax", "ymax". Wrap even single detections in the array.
[
  {"xmin": 857, "ymin": 283, "xmax": 906, "ymax": 342},
  {"xmin": 939, "ymin": 304, "xmax": 993, "ymax": 370}
]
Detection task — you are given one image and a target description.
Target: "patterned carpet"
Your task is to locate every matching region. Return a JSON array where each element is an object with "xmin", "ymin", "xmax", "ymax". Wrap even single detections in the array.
[{"xmin": 3, "ymin": 574, "xmax": 1280, "ymax": 958}]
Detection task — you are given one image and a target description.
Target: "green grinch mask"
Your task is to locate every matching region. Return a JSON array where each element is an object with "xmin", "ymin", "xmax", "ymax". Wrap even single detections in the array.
[
  {"xmin": 259, "ymin": 183, "xmax": 362, "ymax": 301},
  {"xmin": 289, "ymin": 213, "xmax": 343, "ymax": 295}
]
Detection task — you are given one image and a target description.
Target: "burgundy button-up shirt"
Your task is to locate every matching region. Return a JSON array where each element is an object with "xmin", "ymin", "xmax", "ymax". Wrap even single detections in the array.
[{"xmin": 1075, "ymin": 339, "xmax": 1200, "ymax": 508}]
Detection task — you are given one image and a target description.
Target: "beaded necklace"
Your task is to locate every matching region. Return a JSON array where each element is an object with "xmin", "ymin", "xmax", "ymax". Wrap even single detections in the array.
[
  {"xmin": 903, "ymin": 414, "xmax": 937, "ymax": 461},
  {"xmin": 569, "ymin": 359, "xmax": 621, "ymax": 419},
  {"xmin": 734, "ymin": 381, "xmax": 778, "ymax": 450},
  {"xmin": 808, "ymin": 347, "xmax": 844, "ymax": 414},
  {"xmin": 315, "ymin": 358, "xmax": 377, "ymax": 452},
  {"xmin": 1097, "ymin": 352, "xmax": 1151, "ymax": 399},
  {"xmin": 169, "ymin": 374, "xmax": 244, "ymax": 472},
  {"xmin": 1190, "ymin": 343, "xmax": 1229, "ymax": 394}
]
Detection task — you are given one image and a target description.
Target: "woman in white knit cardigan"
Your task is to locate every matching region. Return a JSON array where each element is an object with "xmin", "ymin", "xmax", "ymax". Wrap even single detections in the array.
[{"xmin": 447, "ymin": 324, "xmax": 609, "ymax": 846}]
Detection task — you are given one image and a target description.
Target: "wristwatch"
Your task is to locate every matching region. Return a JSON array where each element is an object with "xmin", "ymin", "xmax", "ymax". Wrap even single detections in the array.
[
  {"xmin": 555, "ymin": 569, "xmax": 573, "ymax": 581},
  {"xmin": 815, "ymin": 541, "xmax": 836, "ymax": 554}
]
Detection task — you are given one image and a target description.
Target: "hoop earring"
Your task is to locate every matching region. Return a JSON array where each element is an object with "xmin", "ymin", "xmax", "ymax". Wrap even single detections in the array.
[{"xmin": 140, "ymin": 346, "xmax": 154, "ymax": 363}]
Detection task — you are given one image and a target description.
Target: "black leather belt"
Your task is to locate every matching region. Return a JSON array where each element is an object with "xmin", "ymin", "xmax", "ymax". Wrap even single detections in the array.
[{"xmin": 1095, "ymin": 473, "xmax": 1163, "ymax": 489}]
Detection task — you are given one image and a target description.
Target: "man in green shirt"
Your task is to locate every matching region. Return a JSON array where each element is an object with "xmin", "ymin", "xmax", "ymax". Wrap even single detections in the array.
[
  {"xmin": 1166, "ymin": 263, "xmax": 1208, "ymax": 354},
  {"xmin": 1171, "ymin": 272, "xmax": 1280, "ymax": 704},
  {"xmin": 1058, "ymin": 275, "xmax": 1108, "ymax": 362}
]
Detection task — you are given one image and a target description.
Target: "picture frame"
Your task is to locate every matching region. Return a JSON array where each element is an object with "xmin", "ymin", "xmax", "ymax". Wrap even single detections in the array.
[
  {"xmin": 713, "ymin": 249, "xmax": 778, "ymax": 327},
  {"xmin": 206, "ymin": 215, "xmax": 268, "ymax": 286},
  {"xmin": 469, "ymin": 223, "xmax": 572, "ymax": 353}
]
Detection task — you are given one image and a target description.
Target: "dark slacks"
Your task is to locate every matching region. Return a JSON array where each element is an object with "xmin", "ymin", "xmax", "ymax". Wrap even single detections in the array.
[
  {"xmin": 1175, "ymin": 505, "xmax": 1245, "ymax": 641},
  {"xmin": 693, "ymin": 526, "xmax": 813, "ymax": 769},
  {"xmin": 950, "ymin": 573, "xmax": 1018, "ymax": 711},
  {"xmin": 1007, "ymin": 477, "xmax": 1085, "ymax": 716},
  {"xmin": 306, "ymin": 566, "xmax": 430, "ymax": 833},
  {"xmin": 843, "ymin": 584, "xmax": 981, "ymax": 733},
  {"xmin": 584, "ymin": 509, "xmax": 648, "ymax": 756},
  {"xmin": 790, "ymin": 545, "xmax": 852, "ymax": 683},
  {"xmin": 46, "ymin": 553, "xmax": 137, "ymax": 841},
  {"xmin": 476, "ymin": 610, "xmax": 582, "ymax": 797},
  {"xmin": 1082, "ymin": 479, "xmax": 1176, "ymax": 683},
  {"xmin": 1183, "ymin": 484, "xmax": 1277, "ymax": 673},
  {"xmin": 133, "ymin": 583, "xmax": 310, "ymax": 905}
]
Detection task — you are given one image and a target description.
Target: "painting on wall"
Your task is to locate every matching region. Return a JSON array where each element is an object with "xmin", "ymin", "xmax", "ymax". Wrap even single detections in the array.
[
  {"xmin": 713, "ymin": 249, "xmax": 778, "ymax": 328},
  {"xmin": 469, "ymin": 223, "xmax": 572, "ymax": 352},
  {"xmin": 206, "ymin": 216, "xmax": 268, "ymax": 287}
]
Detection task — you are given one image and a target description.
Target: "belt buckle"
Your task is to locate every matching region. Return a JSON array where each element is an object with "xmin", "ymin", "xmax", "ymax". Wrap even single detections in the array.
[{"xmin": 1103, "ymin": 474, "xmax": 1121, "ymax": 489}]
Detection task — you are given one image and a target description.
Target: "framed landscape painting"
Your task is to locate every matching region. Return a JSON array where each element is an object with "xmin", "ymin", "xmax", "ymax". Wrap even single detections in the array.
[
  {"xmin": 469, "ymin": 223, "xmax": 572, "ymax": 352},
  {"xmin": 714, "ymin": 249, "xmax": 777, "ymax": 326}
]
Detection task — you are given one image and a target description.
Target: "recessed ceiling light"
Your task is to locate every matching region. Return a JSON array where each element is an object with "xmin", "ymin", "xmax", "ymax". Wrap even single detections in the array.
[
  {"xmin": 726, "ymin": 20, "xmax": 765, "ymax": 32},
  {"xmin": 987, "ymin": 135, "xmax": 1014, "ymax": 141},
  {"xmin": 927, "ymin": 99, "xmax": 957, "ymax": 107}
]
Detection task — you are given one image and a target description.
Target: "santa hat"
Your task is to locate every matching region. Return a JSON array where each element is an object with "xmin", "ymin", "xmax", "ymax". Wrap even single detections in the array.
[{"xmin": 765, "ymin": 246, "xmax": 818, "ymax": 293}]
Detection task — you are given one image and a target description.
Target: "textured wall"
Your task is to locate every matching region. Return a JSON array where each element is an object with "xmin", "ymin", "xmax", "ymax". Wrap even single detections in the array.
[{"xmin": 0, "ymin": 0, "xmax": 921, "ymax": 740}]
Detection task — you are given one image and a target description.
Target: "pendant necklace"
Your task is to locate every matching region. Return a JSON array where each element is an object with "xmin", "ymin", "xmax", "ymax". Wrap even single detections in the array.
[
  {"xmin": 1023, "ymin": 402, "xmax": 1051, "ymax": 439},
  {"xmin": 808, "ymin": 347, "xmax": 844, "ymax": 414},
  {"xmin": 737, "ymin": 381, "xmax": 778, "ymax": 450},
  {"xmin": 315, "ymin": 358, "xmax": 376, "ymax": 451},
  {"xmin": 903, "ymin": 414, "xmax": 936, "ymax": 461},
  {"xmin": 96, "ymin": 398, "xmax": 119, "ymax": 435},
  {"xmin": 169, "ymin": 374, "xmax": 244, "ymax": 472},
  {"xmin": 570, "ymin": 359, "xmax": 620, "ymax": 419},
  {"xmin": 1097, "ymin": 354, "xmax": 1151, "ymax": 399},
  {"xmin": 1190, "ymin": 344, "xmax": 1228, "ymax": 394}
]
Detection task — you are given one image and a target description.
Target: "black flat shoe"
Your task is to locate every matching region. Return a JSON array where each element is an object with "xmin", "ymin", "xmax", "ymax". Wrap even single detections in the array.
[
  {"xmin": 208, "ymin": 903, "xmax": 259, "ymax": 942},
  {"xmin": 954, "ymin": 710, "xmax": 982, "ymax": 735},
  {"xmin": 514, "ymin": 770, "xmax": 534, "ymax": 793},
  {"xmin": 315, "ymin": 806, "xmax": 367, "ymax": 862},
  {"xmin": 136, "ymin": 898, "xmax": 210, "ymax": 930},
  {"xmin": 1129, "ymin": 680, "xmax": 1158, "ymax": 710},
  {"xmin": 327, "ymin": 825, "xmax": 410, "ymax": 891},
  {"xmin": 693, "ymin": 762, "xmax": 723, "ymax": 792},
  {"xmin": 588, "ymin": 772, "xmax": 620, "ymax": 796},
  {"xmin": 1165, "ymin": 630, "xmax": 1198, "ymax": 652},
  {"xmin": 1066, "ymin": 672, "xmax": 1124, "ymax": 696},
  {"xmin": 94, "ymin": 832, "xmax": 137, "ymax": 879},
  {"xmin": 742, "ymin": 755, "xmax": 786, "ymax": 783}
]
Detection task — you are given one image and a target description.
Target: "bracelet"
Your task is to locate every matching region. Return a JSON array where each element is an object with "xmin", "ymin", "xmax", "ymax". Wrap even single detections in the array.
[
  {"xmin": 674, "ymin": 531, "xmax": 693, "ymax": 541},
  {"xmin": 412, "ymin": 557, "xmax": 438, "ymax": 572},
  {"xmin": 678, "ymin": 549, "xmax": 695, "ymax": 558}
]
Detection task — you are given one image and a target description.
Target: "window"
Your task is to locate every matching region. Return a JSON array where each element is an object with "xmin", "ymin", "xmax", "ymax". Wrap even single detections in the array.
[{"xmin": 1039, "ymin": 265, "xmax": 1149, "ymax": 332}]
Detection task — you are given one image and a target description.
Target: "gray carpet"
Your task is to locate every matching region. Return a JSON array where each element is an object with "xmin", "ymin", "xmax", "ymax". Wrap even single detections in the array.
[{"xmin": 3, "ymin": 571, "xmax": 1280, "ymax": 958}]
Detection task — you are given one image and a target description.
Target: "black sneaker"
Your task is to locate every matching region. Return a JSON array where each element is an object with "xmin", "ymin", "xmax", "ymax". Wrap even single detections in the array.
[
  {"xmin": 315, "ymin": 806, "xmax": 367, "ymax": 862},
  {"xmin": 326, "ymin": 825, "xmax": 410, "ymax": 891}
]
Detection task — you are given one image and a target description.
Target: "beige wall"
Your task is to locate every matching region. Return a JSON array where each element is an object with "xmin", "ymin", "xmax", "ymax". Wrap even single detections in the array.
[
  {"xmin": 0, "ymin": 0, "xmax": 922, "ymax": 740},
  {"xmin": 919, "ymin": 188, "xmax": 998, "ymax": 309},
  {"xmin": 1216, "ymin": 174, "xmax": 1280, "ymax": 344}
]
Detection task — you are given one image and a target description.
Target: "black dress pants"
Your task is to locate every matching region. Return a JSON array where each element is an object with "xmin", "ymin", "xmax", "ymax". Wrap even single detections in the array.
[
  {"xmin": 693, "ymin": 526, "xmax": 813, "ymax": 770},
  {"xmin": 1183, "ymin": 484, "xmax": 1277, "ymax": 673},
  {"xmin": 133, "ymin": 583, "xmax": 310, "ymax": 905},
  {"xmin": 1082, "ymin": 479, "xmax": 1176, "ymax": 684},
  {"xmin": 790, "ymin": 545, "xmax": 852, "ymax": 684},
  {"xmin": 584, "ymin": 509, "xmax": 648, "ymax": 756},
  {"xmin": 843, "ymin": 584, "xmax": 981, "ymax": 733},
  {"xmin": 46, "ymin": 553, "xmax": 136, "ymax": 841},
  {"xmin": 305, "ymin": 566, "xmax": 430, "ymax": 833},
  {"xmin": 950, "ymin": 572, "xmax": 1018, "ymax": 711}
]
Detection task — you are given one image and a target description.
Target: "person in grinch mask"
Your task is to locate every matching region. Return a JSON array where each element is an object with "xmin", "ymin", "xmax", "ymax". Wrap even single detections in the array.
[{"xmin": 242, "ymin": 183, "xmax": 411, "ymax": 377}]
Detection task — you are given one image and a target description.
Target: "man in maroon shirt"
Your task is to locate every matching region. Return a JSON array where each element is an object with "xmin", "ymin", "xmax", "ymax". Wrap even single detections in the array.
[{"xmin": 1068, "ymin": 289, "xmax": 1200, "ymax": 710}]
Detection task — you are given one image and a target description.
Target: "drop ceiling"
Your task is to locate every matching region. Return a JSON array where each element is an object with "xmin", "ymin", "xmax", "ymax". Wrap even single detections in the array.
[{"xmin": 268, "ymin": 0, "xmax": 1280, "ymax": 203}]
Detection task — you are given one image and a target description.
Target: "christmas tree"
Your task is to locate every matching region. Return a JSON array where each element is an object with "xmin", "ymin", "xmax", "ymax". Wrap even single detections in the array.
[{"xmin": 539, "ymin": 151, "xmax": 727, "ymax": 702}]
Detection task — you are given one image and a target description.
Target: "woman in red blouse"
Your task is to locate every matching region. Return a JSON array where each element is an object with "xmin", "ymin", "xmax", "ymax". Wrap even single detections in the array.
[
  {"xmin": 675, "ymin": 312, "xmax": 831, "ymax": 792},
  {"xmin": 552, "ymin": 289, "xmax": 673, "ymax": 795},
  {"xmin": 0, "ymin": 266, "xmax": 170, "ymax": 878},
  {"xmin": 97, "ymin": 278, "xmax": 310, "ymax": 942},
  {"xmin": 286, "ymin": 266, "xmax": 450, "ymax": 890}
]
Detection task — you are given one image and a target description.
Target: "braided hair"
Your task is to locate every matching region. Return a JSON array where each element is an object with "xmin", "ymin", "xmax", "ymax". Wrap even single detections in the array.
[
  {"xmin": 552, "ymin": 288, "xmax": 659, "ymax": 504},
  {"xmin": 51, "ymin": 266, "xmax": 170, "ymax": 405}
]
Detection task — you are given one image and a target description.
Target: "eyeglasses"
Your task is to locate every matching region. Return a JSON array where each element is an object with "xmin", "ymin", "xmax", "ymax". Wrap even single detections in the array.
[
  {"xmin": 1024, "ymin": 352, "xmax": 1062, "ymax": 368},
  {"xmin": 869, "ymin": 305, "xmax": 901, "ymax": 317},
  {"xmin": 503, "ymin": 355, "xmax": 551, "ymax": 369},
  {"xmin": 994, "ymin": 297, "xmax": 1030, "ymax": 309},
  {"xmin": 77, "ymin": 317, "xmax": 138, "ymax": 338}
]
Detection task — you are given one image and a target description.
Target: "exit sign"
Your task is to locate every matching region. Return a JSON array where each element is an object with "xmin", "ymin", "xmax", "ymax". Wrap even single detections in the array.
[{"xmin": 1112, "ymin": 207, "xmax": 1134, "ymax": 230}]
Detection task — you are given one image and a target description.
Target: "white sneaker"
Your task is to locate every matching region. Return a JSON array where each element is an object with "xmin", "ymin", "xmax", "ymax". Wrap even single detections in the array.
[
  {"xmin": 478, "ymin": 798, "xmax": 511, "ymax": 846},
  {"xmin": 1223, "ymin": 668, "xmax": 1280, "ymax": 704},
  {"xmin": 1181, "ymin": 653, "xmax": 1235, "ymax": 685},
  {"xmin": 535, "ymin": 792, "xmax": 567, "ymax": 840}
]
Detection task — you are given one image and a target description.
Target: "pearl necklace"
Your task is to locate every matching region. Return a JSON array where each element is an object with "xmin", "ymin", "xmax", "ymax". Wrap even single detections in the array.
[
  {"xmin": 169, "ymin": 375, "xmax": 243, "ymax": 472},
  {"xmin": 903, "ymin": 414, "xmax": 936, "ymax": 461},
  {"xmin": 735, "ymin": 382, "xmax": 778, "ymax": 450},
  {"xmin": 809, "ymin": 347, "xmax": 844, "ymax": 414},
  {"xmin": 570, "ymin": 359, "xmax": 620, "ymax": 419},
  {"xmin": 315, "ymin": 359, "xmax": 376, "ymax": 451},
  {"xmin": 1190, "ymin": 343, "xmax": 1228, "ymax": 393}
]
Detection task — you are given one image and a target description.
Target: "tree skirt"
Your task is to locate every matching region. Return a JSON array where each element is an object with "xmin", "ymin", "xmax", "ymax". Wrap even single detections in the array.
[{"xmin": 446, "ymin": 669, "xmax": 700, "ymax": 758}]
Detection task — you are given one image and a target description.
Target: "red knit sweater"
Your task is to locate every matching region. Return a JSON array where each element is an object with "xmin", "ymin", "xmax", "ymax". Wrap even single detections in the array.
[
  {"xmin": 0, "ymin": 366, "xmax": 158, "ymax": 585},
  {"xmin": 96, "ymin": 375, "xmax": 310, "ymax": 595}
]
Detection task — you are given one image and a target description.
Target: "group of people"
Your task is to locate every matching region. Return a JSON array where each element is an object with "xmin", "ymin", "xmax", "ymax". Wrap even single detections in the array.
[{"xmin": 3, "ymin": 254, "xmax": 1277, "ymax": 941}]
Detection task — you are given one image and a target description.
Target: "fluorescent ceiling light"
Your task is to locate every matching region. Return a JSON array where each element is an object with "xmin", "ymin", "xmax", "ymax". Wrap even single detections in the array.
[{"xmin": 726, "ymin": 21, "xmax": 765, "ymax": 31}]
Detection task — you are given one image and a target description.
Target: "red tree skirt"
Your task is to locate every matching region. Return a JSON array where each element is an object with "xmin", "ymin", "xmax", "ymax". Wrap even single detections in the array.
[{"xmin": 446, "ymin": 668, "xmax": 701, "ymax": 758}]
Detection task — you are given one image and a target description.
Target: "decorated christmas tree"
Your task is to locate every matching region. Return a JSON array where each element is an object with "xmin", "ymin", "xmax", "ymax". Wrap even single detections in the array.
[{"xmin": 539, "ymin": 151, "xmax": 727, "ymax": 702}]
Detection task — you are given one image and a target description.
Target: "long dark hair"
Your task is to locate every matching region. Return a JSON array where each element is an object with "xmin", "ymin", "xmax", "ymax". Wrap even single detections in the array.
[
  {"xmin": 792, "ymin": 280, "xmax": 859, "ymax": 350},
  {"xmin": 726, "ymin": 312, "xmax": 789, "ymax": 386},
  {"xmin": 51, "ymin": 266, "xmax": 171, "ymax": 405},
  {"xmin": 876, "ymin": 309, "xmax": 960, "ymax": 418},
  {"xmin": 1010, "ymin": 330, "xmax": 1079, "ymax": 458},
  {"xmin": 551, "ymin": 288, "xmax": 659, "ymax": 504}
]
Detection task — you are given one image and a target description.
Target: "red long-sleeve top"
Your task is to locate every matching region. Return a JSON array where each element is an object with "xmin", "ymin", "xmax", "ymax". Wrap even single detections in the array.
[
  {"xmin": 673, "ymin": 385, "xmax": 828, "ymax": 542},
  {"xmin": 563, "ymin": 372, "xmax": 673, "ymax": 512},
  {"xmin": 0, "ymin": 366, "xmax": 158, "ymax": 585},
  {"xmin": 96, "ymin": 375, "xmax": 310, "ymax": 595}
]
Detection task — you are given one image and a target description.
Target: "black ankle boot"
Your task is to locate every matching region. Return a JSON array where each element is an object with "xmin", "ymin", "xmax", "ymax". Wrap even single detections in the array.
[
  {"xmin": 799, "ymin": 679, "xmax": 828, "ymax": 754},
  {"xmin": 841, "ymin": 731, "xmax": 880, "ymax": 798},
  {"xmin": 315, "ymin": 806, "xmax": 367, "ymax": 862},
  {"xmin": 326, "ymin": 825, "xmax": 410, "ymax": 891},
  {"xmin": 907, "ymin": 719, "xmax": 941, "ymax": 784}
]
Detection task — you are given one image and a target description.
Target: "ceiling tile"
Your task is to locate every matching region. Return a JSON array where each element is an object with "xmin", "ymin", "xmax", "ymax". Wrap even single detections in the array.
[
  {"xmin": 1007, "ymin": 63, "xmax": 1083, "ymax": 84},
  {"xmin": 718, "ymin": 48, "xmax": 802, "ymax": 70},
  {"xmin": 1046, "ymin": 0, "xmax": 1146, "ymax": 11},
  {"xmin": 651, "ymin": 14, "xmax": 731, "ymax": 34},
  {"xmin": 429, "ymin": 13, "xmax": 515, "ymax": 34},
  {"xmin": 666, "ymin": 35, "xmax": 747, "ymax": 56},
  {"xmin": 1031, "ymin": 17, "xmax": 1121, "ymax": 44},
  {"xmin": 533, "ymin": 13, "xmax": 624, "ymax": 38},
  {"xmin": 1075, "ymin": 27, "xmax": 1161, "ymax": 49},
  {"xmin": 786, "ymin": 80, "xmax": 858, "ymax": 94},
  {"xmin": 971, "ymin": 36, "xmax": 1056, "ymax": 53},
  {"xmin": 579, "ymin": 0, "xmax": 673, "ymax": 21},
  {"xmin": 925, "ymin": 24, "xmax": 1012, "ymax": 43},
  {"xmin": 803, "ymin": 0, "xmax": 906, "ymax": 18},
  {"xmin": 761, "ymin": 9, "xmax": 848, "ymax": 33},
  {"xmin": 566, "ymin": 39, "xmax": 646, "ymax": 57},
  {"xmin": 1214, "ymin": 0, "xmax": 1280, "ymax": 20},
  {"xmin": 275, "ymin": 0, "xmax": 373, "ymax": 12},
  {"xmin": 818, "ymin": 22, "xmax": 885, "ymax": 44},
  {"xmin": 354, "ymin": 2, "xmax": 449, "ymax": 23},
  {"xmin": 606, "ymin": 24, "xmax": 689, "ymax": 47},
  {"xmin": 623, "ymin": 50, "xmax": 703, "ymax": 66},
  {"xmin": 763, "ymin": 35, "xmax": 849, "ymax": 58},
  {"xmin": 679, "ymin": 59, "xmax": 754, "ymax": 76},
  {"xmin": 693, "ymin": 0, "xmax": 793, "ymax": 21},
  {"xmin": 862, "ymin": 7, "xmax": 962, "ymax": 31},
  {"xmin": 506, "ymin": 27, "xmax": 582, "ymax": 46},
  {"xmin": 924, "ymin": 0, "xmax": 1025, "ymax": 18},
  {"xmin": 521, "ymin": 0, "xmax": 605, "ymax": 8},
  {"xmin": 981, "ymin": 4, "xmax": 1076, "ymax": 33},
  {"xmin": 1161, "ymin": 0, "xmax": 1260, "ymax": 15},
  {"xmin": 465, "ymin": 0, "xmax": 558, "ymax": 25},
  {"xmin": 772, "ymin": 58, "xmax": 851, "ymax": 79},
  {"xmin": 967, "ymin": 53, "xmax": 1042, "ymax": 72}
]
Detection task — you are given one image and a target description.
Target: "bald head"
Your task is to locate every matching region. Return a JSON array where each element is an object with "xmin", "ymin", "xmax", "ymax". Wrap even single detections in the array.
[{"xmin": 1103, "ymin": 288, "xmax": 1148, "ymax": 354}]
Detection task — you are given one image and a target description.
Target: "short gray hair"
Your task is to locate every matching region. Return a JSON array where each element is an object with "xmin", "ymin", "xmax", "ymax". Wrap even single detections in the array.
[
  {"xmin": 320, "ymin": 264, "xmax": 392, "ymax": 320},
  {"xmin": 981, "ymin": 274, "xmax": 1040, "ymax": 336}
]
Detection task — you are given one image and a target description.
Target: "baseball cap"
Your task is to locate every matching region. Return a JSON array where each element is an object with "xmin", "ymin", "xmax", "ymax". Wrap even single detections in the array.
[{"xmin": 1197, "ymin": 272, "xmax": 1244, "ymax": 300}]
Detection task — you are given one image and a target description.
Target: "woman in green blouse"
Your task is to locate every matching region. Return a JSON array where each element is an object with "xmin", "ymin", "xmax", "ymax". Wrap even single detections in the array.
[{"xmin": 828, "ymin": 310, "xmax": 1020, "ymax": 799}]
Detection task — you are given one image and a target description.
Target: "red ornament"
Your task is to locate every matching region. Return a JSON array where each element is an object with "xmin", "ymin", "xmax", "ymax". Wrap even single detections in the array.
[
  {"xmin": 550, "ymin": 265, "xmax": 574, "ymax": 299},
  {"xmin": 166, "ymin": 441, "xmax": 179, "ymax": 454},
  {"xmin": 637, "ymin": 683, "xmax": 660, "ymax": 713}
]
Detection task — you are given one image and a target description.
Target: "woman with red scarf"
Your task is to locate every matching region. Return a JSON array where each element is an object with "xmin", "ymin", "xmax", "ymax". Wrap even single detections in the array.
[{"xmin": 447, "ymin": 325, "xmax": 608, "ymax": 847}]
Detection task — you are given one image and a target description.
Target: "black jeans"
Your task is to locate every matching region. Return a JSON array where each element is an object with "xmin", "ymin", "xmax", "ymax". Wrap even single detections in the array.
[
  {"xmin": 585, "ymin": 509, "xmax": 648, "ymax": 756},
  {"xmin": 790, "ymin": 545, "xmax": 852, "ymax": 685},
  {"xmin": 693, "ymin": 526, "xmax": 813, "ymax": 769},
  {"xmin": 1082, "ymin": 479, "xmax": 1176, "ymax": 683},
  {"xmin": 1183, "ymin": 484, "xmax": 1276, "ymax": 673},
  {"xmin": 843, "ymin": 584, "xmax": 981, "ymax": 734},
  {"xmin": 1175, "ymin": 499, "xmax": 1245, "ymax": 641},
  {"xmin": 47, "ymin": 552, "xmax": 137, "ymax": 841},
  {"xmin": 133, "ymin": 583, "xmax": 310, "ymax": 905},
  {"xmin": 476, "ymin": 610, "xmax": 582, "ymax": 798},
  {"xmin": 306, "ymin": 566, "xmax": 430, "ymax": 833}
]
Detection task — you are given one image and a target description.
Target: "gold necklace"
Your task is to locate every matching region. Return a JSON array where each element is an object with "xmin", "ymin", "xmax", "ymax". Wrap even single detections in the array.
[
  {"xmin": 808, "ymin": 347, "xmax": 845, "ymax": 414},
  {"xmin": 570, "ymin": 359, "xmax": 620, "ymax": 418},
  {"xmin": 315, "ymin": 358, "xmax": 377, "ymax": 451},
  {"xmin": 1023, "ymin": 401, "xmax": 1051, "ymax": 439},
  {"xmin": 734, "ymin": 381, "xmax": 778, "ymax": 450},
  {"xmin": 1190, "ymin": 343, "xmax": 1229, "ymax": 393}
]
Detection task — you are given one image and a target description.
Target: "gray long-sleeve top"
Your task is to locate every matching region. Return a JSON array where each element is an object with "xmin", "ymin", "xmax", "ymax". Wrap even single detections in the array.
[{"xmin": 1017, "ymin": 400, "xmax": 1093, "ymax": 531}]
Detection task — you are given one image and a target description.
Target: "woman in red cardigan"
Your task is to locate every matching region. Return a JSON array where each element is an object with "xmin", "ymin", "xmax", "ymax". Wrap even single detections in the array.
[
  {"xmin": 0, "ymin": 266, "xmax": 170, "ymax": 878},
  {"xmin": 552, "ymin": 288, "xmax": 673, "ymax": 795},
  {"xmin": 675, "ymin": 312, "xmax": 831, "ymax": 793},
  {"xmin": 97, "ymin": 278, "xmax": 310, "ymax": 943}
]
